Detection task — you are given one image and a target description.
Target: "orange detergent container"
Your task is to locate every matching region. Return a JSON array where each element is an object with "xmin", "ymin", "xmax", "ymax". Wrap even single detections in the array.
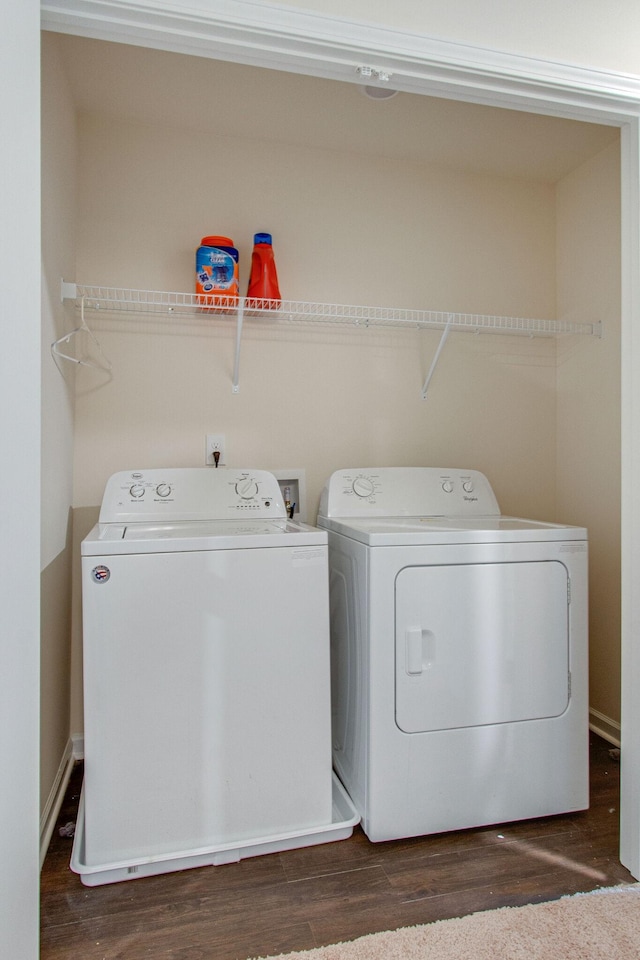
[
  {"xmin": 196, "ymin": 236, "xmax": 239, "ymax": 309},
  {"xmin": 246, "ymin": 233, "xmax": 281, "ymax": 307}
]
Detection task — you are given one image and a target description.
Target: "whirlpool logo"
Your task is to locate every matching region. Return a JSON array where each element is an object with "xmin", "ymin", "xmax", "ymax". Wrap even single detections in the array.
[{"xmin": 91, "ymin": 565, "xmax": 111, "ymax": 584}]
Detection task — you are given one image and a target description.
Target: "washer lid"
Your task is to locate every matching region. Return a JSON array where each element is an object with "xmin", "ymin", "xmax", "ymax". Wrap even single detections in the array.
[
  {"xmin": 318, "ymin": 514, "xmax": 587, "ymax": 545},
  {"xmin": 82, "ymin": 517, "xmax": 327, "ymax": 556}
]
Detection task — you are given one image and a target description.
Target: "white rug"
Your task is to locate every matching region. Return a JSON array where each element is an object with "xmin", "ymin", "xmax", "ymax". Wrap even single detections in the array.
[{"xmin": 251, "ymin": 885, "xmax": 640, "ymax": 960}]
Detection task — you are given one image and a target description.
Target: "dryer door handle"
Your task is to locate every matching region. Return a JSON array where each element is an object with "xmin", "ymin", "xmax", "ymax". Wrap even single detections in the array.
[
  {"xmin": 406, "ymin": 627, "xmax": 424, "ymax": 675},
  {"xmin": 405, "ymin": 626, "xmax": 436, "ymax": 675}
]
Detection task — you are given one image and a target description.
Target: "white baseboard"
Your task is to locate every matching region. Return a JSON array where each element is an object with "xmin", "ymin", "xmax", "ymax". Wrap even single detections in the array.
[
  {"xmin": 40, "ymin": 738, "xmax": 76, "ymax": 868},
  {"xmin": 589, "ymin": 708, "xmax": 621, "ymax": 748}
]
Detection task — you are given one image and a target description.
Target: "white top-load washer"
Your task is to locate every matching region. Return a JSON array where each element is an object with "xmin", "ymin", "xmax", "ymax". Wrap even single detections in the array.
[
  {"xmin": 72, "ymin": 467, "xmax": 357, "ymax": 886},
  {"xmin": 317, "ymin": 467, "xmax": 589, "ymax": 843}
]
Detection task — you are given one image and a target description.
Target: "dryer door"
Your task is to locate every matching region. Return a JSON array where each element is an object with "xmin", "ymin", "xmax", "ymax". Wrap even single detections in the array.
[{"xmin": 395, "ymin": 561, "xmax": 570, "ymax": 733}]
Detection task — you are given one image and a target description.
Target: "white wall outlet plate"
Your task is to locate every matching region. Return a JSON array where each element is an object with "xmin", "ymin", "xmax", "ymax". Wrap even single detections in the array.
[{"xmin": 205, "ymin": 433, "xmax": 226, "ymax": 466}]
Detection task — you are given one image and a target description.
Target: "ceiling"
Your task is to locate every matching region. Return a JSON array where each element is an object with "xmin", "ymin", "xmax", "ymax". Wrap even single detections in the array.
[{"xmin": 52, "ymin": 33, "xmax": 619, "ymax": 183}]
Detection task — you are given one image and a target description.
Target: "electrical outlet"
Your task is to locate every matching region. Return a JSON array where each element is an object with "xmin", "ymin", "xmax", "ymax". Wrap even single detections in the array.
[{"xmin": 205, "ymin": 433, "xmax": 226, "ymax": 466}]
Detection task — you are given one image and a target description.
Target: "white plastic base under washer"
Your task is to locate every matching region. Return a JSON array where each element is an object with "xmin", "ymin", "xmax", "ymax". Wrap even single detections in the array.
[{"xmin": 70, "ymin": 773, "xmax": 359, "ymax": 886}]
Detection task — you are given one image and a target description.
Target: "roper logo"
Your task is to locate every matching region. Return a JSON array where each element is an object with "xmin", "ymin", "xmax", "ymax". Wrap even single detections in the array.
[{"xmin": 91, "ymin": 565, "xmax": 111, "ymax": 583}]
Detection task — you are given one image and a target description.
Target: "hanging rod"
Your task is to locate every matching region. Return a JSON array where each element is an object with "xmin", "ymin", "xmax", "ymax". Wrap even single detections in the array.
[{"xmin": 52, "ymin": 295, "xmax": 112, "ymax": 372}]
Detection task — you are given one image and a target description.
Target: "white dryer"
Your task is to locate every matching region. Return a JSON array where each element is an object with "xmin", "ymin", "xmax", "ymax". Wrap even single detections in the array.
[
  {"xmin": 317, "ymin": 467, "xmax": 589, "ymax": 843},
  {"xmin": 72, "ymin": 467, "xmax": 357, "ymax": 885}
]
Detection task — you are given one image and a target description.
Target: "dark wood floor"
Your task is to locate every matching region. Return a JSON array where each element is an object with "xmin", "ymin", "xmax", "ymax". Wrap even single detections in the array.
[{"xmin": 40, "ymin": 734, "xmax": 635, "ymax": 960}]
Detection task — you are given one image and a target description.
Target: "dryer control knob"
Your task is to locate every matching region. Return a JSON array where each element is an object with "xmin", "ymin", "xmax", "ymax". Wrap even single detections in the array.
[
  {"xmin": 156, "ymin": 484, "xmax": 172, "ymax": 498},
  {"xmin": 129, "ymin": 484, "xmax": 145, "ymax": 498},
  {"xmin": 352, "ymin": 477, "xmax": 375, "ymax": 498},
  {"xmin": 441, "ymin": 480, "xmax": 454, "ymax": 493},
  {"xmin": 462, "ymin": 480, "xmax": 475, "ymax": 493},
  {"xmin": 236, "ymin": 479, "xmax": 259, "ymax": 500}
]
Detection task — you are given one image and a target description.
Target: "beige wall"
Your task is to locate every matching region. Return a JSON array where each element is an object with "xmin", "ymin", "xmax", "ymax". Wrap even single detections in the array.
[
  {"xmin": 556, "ymin": 140, "xmax": 622, "ymax": 728},
  {"xmin": 72, "ymin": 111, "xmax": 558, "ymax": 516},
  {"xmin": 69, "ymin": 507, "xmax": 98, "ymax": 734}
]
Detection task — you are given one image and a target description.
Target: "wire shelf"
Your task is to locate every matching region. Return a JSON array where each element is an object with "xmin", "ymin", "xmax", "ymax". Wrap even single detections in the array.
[
  {"xmin": 63, "ymin": 283, "xmax": 602, "ymax": 339},
  {"xmin": 60, "ymin": 281, "xmax": 602, "ymax": 396}
]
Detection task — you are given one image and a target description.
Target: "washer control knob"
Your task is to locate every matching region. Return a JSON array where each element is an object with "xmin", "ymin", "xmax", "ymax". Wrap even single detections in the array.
[
  {"xmin": 441, "ymin": 480, "xmax": 454, "ymax": 493},
  {"xmin": 352, "ymin": 477, "xmax": 375, "ymax": 498},
  {"xmin": 156, "ymin": 483, "xmax": 172, "ymax": 498},
  {"xmin": 129, "ymin": 484, "xmax": 145, "ymax": 498},
  {"xmin": 462, "ymin": 480, "xmax": 475, "ymax": 493},
  {"xmin": 235, "ymin": 479, "xmax": 259, "ymax": 500}
]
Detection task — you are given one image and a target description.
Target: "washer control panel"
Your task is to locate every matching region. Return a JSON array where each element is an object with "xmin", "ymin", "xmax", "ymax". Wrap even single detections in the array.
[
  {"xmin": 99, "ymin": 468, "xmax": 286, "ymax": 523},
  {"xmin": 318, "ymin": 467, "xmax": 500, "ymax": 518}
]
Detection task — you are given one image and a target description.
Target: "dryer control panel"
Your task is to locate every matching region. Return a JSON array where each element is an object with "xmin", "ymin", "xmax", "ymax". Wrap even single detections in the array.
[
  {"xmin": 99, "ymin": 468, "xmax": 286, "ymax": 523},
  {"xmin": 318, "ymin": 467, "xmax": 500, "ymax": 518}
]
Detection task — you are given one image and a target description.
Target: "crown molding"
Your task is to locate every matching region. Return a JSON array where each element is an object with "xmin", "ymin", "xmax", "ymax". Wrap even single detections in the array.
[{"xmin": 41, "ymin": 0, "xmax": 640, "ymax": 123}]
